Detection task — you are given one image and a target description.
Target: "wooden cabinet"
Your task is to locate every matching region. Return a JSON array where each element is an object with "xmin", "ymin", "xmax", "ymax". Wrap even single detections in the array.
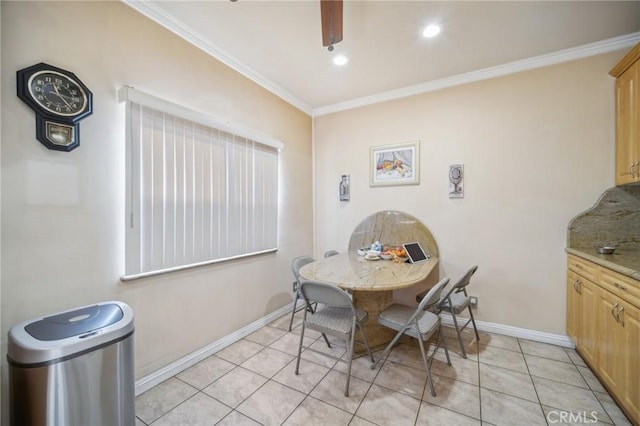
[
  {"xmin": 566, "ymin": 254, "xmax": 640, "ymax": 423},
  {"xmin": 610, "ymin": 43, "xmax": 640, "ymax": 186},
  {"xmin": 566, "ymin": 269, "xmax": 597, "ymax": 366}
]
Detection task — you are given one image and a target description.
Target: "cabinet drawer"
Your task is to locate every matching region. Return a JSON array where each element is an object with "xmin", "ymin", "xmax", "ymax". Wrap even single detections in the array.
[
  {"xmin": 600, "ymin": 268, "xmax": 640, "ymax": 309},
  {"xmin": 568, "ymin": 255, "xmax": 598, "ymax": 282}
]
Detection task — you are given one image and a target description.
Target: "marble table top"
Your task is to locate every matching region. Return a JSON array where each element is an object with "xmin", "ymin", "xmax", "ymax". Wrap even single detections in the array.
[{"xmin": 299, "ymin": 251, "xmax": 439, "ymax": 292}]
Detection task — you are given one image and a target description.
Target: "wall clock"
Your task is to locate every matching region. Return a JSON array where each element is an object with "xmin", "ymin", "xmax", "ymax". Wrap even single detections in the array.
[{"xmin": 17, "ymin": 63, "xmax": 93, "ymax": 152}]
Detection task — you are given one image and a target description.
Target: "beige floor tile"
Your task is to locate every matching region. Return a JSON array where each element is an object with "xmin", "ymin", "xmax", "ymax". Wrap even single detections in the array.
[
  {"xmin": 203, "ymin": 366, "xmax": 268, "ymax": 408},
  {"xmin": 240, "ymin": 347, "xmax": 295, "ymax": 378},
  {"xmin": 245, "ymin": 325, "xmax": 288, "ymax": 346},
  {"xmin": 525, "ymin": 354, "xmax": 588, "ymax": 388},
  {"xmin": 135, "ymin": 377, "xmax": 198, "ymax": 424},
  {"xmin": 533, "ymin": 376, "xmax": 612, "ymax": 423},
  {"xmin": 476, "ymin": 332, "xmax": 521, "ymax": 353},
  {"xmin": 518, "ymin": 339, "xmax": 572, "ymax": 363},
  {"xmin": 594, "ymin": 391, "xmax": 633, "ymax": 425},
  {"xmin": 565, "ymin": 348, "xmax": 589, "ymax": 367},
  {"xmin": 135, "ymin": 417, "xmax": 145, "ymax": 426},
  {"xmin": 333, "ymin": 351, "xmax": 380, "ymax": 382},
  {"xmin": 310, "ymin": 370, "xmax": 371, "ymax": 413},
  {"xmin": 176, "ymin": 355, "xmax": 236, "ymax": 389},
  {"xmin": 442, "ymin": 329, "xmax": 479, "ymax": 360},
  {"xmin": 384, "ymin": 340, "xmax": 428, "ymax": 371},
  {"xmin": 373, "ymin": 360, "xmax": 428, "ymax": 399},
  {"xmin": 300, "ymin": 339, "xmax": 345, "ymax": 368},
  {"xmin": 216, "ymin": 339, "xmax": 265, "ymax": 364},
  {"xmin": 216, "ymin": 410, "xmax": 263, "ymax": 426},
  {"xmin": 236, "ymin": 380, "xmax": 305, "ymax": 426},
  {"xmin": 415, "ymin": 401, "xmax": 481, "ymax": 425},
  {"xmin": 431, "ymin": 352, "xmax": 479, "ymax": 386},
  {"xmin": 273, "ymin": 358, "xmax": 330, "ymax": 394},
  {"xmin": 478, "ymin": 345, "xmax": 528, "ymax": 373},
  {"xmin": 356, "ymin": 383, "xmax": 421, "ymax": 426},
  {"xmin": 422, "ymin": 375, "xmax": 481, "ymax": 420},
  {"xmin": 283, "ymin": 396, "xmax": 353, "ymax": 426},
  {"xmin": 479, "ymin": 363, "xmax": 538, "ymax": 403},
  {"xmin": 577, "ymin": 365, "xmax": 607, "ymax": 393},
  {"xmin": 349, "ymin": 416, "xmax": 378, "ymax": 426},
  {"xmin": 270, "ymin": 311, "xmax": 302, "ymax": 331},
  {"xmin": 481, "ymin": 388, "xmax": 546, "ymax": 426},
  {"xmin": 151, "ymin": 392, "xmax": 231, "ymax": 426},
  {"xmin": 270, "ymin": 331, "xmax": 316, "ymax": 356}
]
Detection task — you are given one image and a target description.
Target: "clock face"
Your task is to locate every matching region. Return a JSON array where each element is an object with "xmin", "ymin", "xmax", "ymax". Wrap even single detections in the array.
[{"xmin": 27, "ymin": 70, "xmax": 88, "ymax": 117}]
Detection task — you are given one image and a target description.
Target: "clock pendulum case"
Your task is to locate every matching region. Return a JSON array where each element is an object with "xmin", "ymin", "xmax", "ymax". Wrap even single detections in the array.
[{"xmin": 16, "ymin": 62, "xmax": 93, "ymax": 152}]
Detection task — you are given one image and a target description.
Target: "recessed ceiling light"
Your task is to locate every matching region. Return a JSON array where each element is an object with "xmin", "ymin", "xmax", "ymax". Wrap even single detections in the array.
[
  {"xmin": 333, "ymin": 55, "xmax": 348, "ymax": 66},
  {"xmin": 422, "ymin": 24, "xmax": 441, "ymax": 38}
]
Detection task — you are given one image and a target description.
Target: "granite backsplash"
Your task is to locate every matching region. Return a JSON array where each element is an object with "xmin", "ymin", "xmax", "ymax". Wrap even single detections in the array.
[{"xmin": 568, "ymin": 184, "xmax": 640, "ymax": 250}]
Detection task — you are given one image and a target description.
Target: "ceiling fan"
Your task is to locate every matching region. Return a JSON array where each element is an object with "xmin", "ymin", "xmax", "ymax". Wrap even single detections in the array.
[{"xmin": 320, "ymin": 0, "xmax": 343, "ymax": 51}]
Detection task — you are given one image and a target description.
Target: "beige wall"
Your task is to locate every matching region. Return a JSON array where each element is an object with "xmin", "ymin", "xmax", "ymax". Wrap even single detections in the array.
[
  {"xmin": 314, "ymin": 52, "xmax": 623, "ymax": 334},
  {"xmin": 0, "ymin": 0, "xmax": 312, "ymax": 400}
]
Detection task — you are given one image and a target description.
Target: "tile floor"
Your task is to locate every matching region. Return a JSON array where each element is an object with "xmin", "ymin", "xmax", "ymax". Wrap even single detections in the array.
[{"xmin": 135, "ymin": 311, "xmax": 632, "ymax": 426}]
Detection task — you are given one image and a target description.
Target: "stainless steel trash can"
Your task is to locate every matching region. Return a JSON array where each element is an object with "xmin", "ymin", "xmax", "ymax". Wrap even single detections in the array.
[{"xmin": 7, "ymin": 301, "xmax": 135, "ymax": 426}]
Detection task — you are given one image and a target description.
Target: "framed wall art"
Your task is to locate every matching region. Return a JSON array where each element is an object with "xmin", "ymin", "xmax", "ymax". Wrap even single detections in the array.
[
  {"xmin": 370, "ymin": 141, "xmax": 420, "ymax": 187},
  {"xmin": 449, "ymin": 164, "xmax": 464, "ymax": 198}
]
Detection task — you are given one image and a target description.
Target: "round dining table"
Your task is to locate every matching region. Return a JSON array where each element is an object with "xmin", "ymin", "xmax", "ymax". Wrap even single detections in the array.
[{"xmin": 298, "ymin": 251, "xmax": 439, "ymax": 350}]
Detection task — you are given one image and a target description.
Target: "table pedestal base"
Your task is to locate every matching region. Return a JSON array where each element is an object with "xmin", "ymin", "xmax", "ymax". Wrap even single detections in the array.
[{"xmin": 352, "ymin": 289, "xmax": 395, "ymax": 352}]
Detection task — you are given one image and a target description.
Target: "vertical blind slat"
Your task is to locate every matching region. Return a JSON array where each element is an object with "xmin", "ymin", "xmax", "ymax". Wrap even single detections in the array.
[{"xmin": 125, "ymin": 102, "xmax": 278, "ymax": 275}]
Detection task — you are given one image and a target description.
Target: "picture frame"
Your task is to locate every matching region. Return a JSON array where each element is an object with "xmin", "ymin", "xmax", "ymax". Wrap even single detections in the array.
[{"xmin": 370, "ymin": 141, "xmax": 420, "ymax": 187}]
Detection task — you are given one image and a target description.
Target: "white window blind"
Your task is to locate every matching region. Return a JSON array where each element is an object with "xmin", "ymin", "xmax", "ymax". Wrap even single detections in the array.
[{"xmin": 121, "ymin": 89, "xmax": 280, "ymax": 280}]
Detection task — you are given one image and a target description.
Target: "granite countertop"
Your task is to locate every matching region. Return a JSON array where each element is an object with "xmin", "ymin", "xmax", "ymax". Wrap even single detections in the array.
[{"xmin": 566, "ymin": 247, "xmax": 640, "ymax": 281}]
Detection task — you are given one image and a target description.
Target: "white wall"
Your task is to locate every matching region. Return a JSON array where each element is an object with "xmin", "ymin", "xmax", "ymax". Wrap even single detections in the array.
[
  {"xmin": 0, "ymin": 1, "xmax": 312, "ymax": 416},
  {"xmin": 314, "ymin": 52, "xmax": 622, "ymax": 334}
]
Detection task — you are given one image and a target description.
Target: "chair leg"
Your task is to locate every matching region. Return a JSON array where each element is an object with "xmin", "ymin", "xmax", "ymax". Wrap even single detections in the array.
[
  {"xmin": 437, "ymin": 324, "xmax": 452, "ymax": 366},
  {"xmin": 451, "ymin": 310, "xmax": 467, "ymax": 359},
  {"xmin": 295, "ymin": 310, "xmax": 308, "ymax": 375},
  {"xmin": 288, "ymin": 294, "xmax": 299, "ymax": 332},
  {"xmin": 357, "ymin": 323, "xmax": 374, "ymax": 363},
  {"xmin": 417, "ymin": 336, "xmax": 437, "ymax": 397},
  {"xmin": 344, "ymin": 323, "xmax": 357, "ymax": 397},
  {"xmin": 467, "ymin": 305, "xmax": 480, "ymax": 341},
  {"xmin": 371, "ymin": 325, "xmax": 410, "ymax": 369}
]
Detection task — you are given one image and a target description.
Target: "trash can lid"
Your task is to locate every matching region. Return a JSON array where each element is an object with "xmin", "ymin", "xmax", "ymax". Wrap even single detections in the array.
[
  {"xmin": 7, "ymin": 301, "xmax": 134, "ymax": 365},
  {"xmin": 25, "ymin": 303, "xmax": 123, "ymax": 341}
]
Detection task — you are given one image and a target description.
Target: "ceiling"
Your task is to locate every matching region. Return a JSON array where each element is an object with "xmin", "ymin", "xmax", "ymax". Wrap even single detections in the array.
[{"xmin": 126, "ymin": 1, "xmax": 640, "ymax": 115}]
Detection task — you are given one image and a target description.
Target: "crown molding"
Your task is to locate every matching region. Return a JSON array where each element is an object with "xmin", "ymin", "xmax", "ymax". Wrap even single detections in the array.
[
  {"xmin": 313, "ymin": 32, "xmax": 640, "ymax": 117},
  {"xmin": 122, "ymin": 0, "xmax": 313, "ymax": 116},
  {"xmin": 121, "ymin": 1, "xmax": 639, "ymax": 119}
]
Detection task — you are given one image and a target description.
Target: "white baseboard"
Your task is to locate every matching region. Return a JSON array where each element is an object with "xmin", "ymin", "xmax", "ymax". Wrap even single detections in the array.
[
  {"xmin": 135, "ymin": 304, "xmax": 573, "ymax": 395},
  {"xmin": 134, "ymin": 304, "xmax": 292, "ymax": 396},
  {"xmin": 440, "ymin": 314, "xmax": 574, "ymax": 349}
]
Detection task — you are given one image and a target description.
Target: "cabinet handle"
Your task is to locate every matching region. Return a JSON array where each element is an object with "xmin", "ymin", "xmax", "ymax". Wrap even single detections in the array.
[
  {"xmin": 617, "ymin": 306, "xmax": 625, "ymax": 326},
  {"xmin": 611, "ymin": 303, "xmax": 619, "ymax": 322},
  {"xmin": 614, "ymin": 282, "xmax": 627, "ymax": 292},
  {"xmin": 574, "ymin": 263, "xmax": 583, "ymax": 270},
  {"xmin": 573, "ymin": 279, "xmax": 582, "ymax": 294}
]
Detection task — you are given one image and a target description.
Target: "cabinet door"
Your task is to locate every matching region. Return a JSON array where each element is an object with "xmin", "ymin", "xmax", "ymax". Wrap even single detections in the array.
[
  {"xmin": 618, "ymin": 301, "xmax": 640, "ymax": 422},
  {"xmin": 595, "ymin": 286, "xmax": 622, "ymax": 394},
  {"xmin": 566, "ymin": 270, "xmax": 581, "ymax": 343},
  {"xmin": 566, "ymin": 270, "xmax": 597, "ymax": 366},
  {"xmin": 615, "ymin": 60, "xmax": 640, "ymax": 185},
  {"xmin": 579, "ymin": 280, "xmax": 597, "ymax": 366}
]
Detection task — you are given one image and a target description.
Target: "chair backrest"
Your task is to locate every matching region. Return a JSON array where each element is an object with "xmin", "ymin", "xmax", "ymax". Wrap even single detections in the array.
[
  {"xmin": 299, "ymin": 280, "xmax": 353, "ymax": 310},
  {"xmin": 416, "ymin": 278, "xmax": 450, "ymax": 313},
  {"xmin": 439, "ymin": 265, "xmax": 478, "ymax": 304},
  {"xmin": 324, "ymin": 250, "xmax": 339, "ymax": 258},
  {"xmin": 292, "ymin": 255, "xmax": 315, "ymax": 283}
]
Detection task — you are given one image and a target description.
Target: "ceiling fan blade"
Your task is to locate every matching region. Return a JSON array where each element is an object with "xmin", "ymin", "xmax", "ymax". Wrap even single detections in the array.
[{"xmin": 321, "ymin": 0, "xmax": 343, "ymax": 47}]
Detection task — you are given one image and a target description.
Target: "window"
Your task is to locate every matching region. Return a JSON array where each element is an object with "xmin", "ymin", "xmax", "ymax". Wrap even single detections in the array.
[{"xmin": 120, "ymin": 87, "xmax": 282, "ymax": 280}]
